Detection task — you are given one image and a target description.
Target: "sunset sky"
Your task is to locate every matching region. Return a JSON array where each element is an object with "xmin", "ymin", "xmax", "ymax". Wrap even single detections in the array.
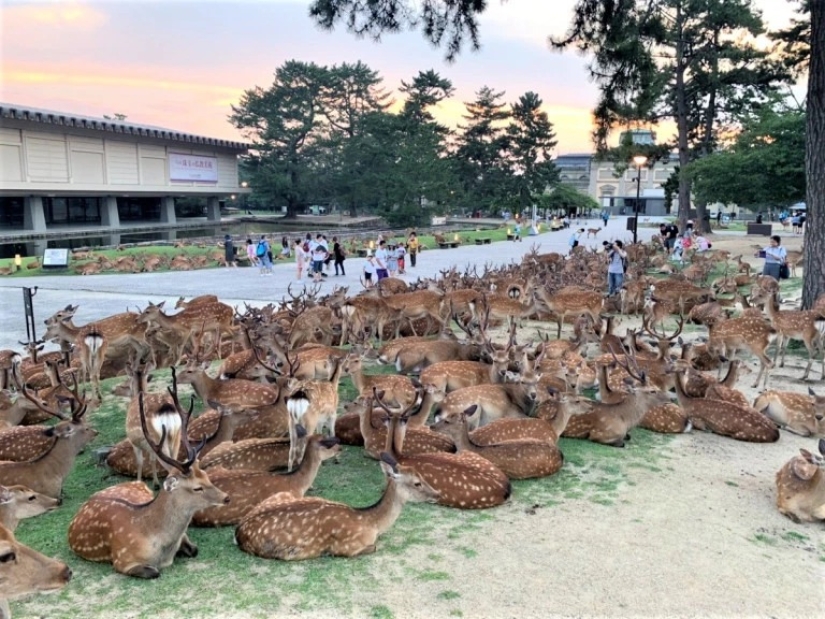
[{"xmin": 0, "ymin": 0, "xmax": 802, "ymax": 154}]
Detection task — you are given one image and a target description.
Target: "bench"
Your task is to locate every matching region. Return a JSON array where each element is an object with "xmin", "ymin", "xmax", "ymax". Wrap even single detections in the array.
[
  {"xmin": 474, "ymin": 238, "xmax": 492, "ymax": 245},
  {"xmin": 438, "ymin": 242, "xmax": 460, "ymax": 249},
  {"xmin": 746, "ymin": 223, "xmax": 772, "ymax": 236}
]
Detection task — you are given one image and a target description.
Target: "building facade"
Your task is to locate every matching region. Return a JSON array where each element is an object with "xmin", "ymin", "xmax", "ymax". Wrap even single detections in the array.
[
  {"xmin": 555, "ymin": 154, "xmax": 592, "ymax": 193},
  {"xmin": 588, "ymin": 157, "xmax": 678, "ymax": 217},
  {"xmin": 0, "ymin": 104, "xmax": 248, "ymax": 237}
]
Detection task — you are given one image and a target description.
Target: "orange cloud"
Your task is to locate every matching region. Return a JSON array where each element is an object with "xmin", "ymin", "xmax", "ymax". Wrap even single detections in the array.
[{"xmin": 1, "ymin": 1, "xmax": 107, "ymax": 29}]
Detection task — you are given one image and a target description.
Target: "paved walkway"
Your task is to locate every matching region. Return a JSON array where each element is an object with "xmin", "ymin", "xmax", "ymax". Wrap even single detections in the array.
[{"xmin": 0, "ymin": 217, "xmax": 656, "ymax": 351}]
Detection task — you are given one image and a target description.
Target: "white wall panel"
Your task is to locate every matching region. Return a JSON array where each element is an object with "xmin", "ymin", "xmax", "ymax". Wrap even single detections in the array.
[
  {"xmin": 26, "ymin": 135, "xmax": 69, "ymax": 181},
  {"xmin": 106, "ymin": 141, "xmax": 139, "ymax": 185},
  {"xmin": 0, "ymin": 145, "xmax": 23, "ymax": 181},
  {"xmin": 71, "ymin": 151, "xmax": 105, "ymax": 184}
]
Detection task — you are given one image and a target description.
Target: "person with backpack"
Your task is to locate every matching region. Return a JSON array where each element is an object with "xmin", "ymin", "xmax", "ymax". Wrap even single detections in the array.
[{"xmin": 255, "ymin": 236, "xmax": 271, "ymax": 275}]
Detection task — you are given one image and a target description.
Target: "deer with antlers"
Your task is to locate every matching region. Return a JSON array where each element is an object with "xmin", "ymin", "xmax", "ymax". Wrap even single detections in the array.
[
  {"xmin": 775, "ymin": 439, "xmax": 825, "ymax": 523},
  {"xmin": 137, "ymin": 299, "xmax": 234, "ymax": 361},
  {"xmin": 753, "ymin": 387, "xmax": 825, "ymax": 437},
  {"xmin": 67, "ymin": 390, "xmax": 229, "ymax": 578},
  {"xmin": 341, "ymin": 350, "xmax": 418, "ymax": 408},
  {"xmin": 533, "ymin": 286, "xmax": 604, "ymax": 339},
  {"xmin": 0, "ymin": 378, "xmax": 97, "ymax": 498},
  {"xmin": 0, "ymin": 485, "xmax": 60, "ymax": 532},
  {"xmin": 0, "ymin": 524, "xmax": 72, "ymax": 619},
  {"xmin": 235, "ymin": 451, "xmax": 438, "ymax": 560},
  {"xmin": 192, "ymin": 433, "xmax": 341, "ymax": 527}
]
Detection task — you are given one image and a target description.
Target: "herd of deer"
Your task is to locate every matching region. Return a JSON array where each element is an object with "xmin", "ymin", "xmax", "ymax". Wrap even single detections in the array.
[{"xmin": 1, "ymin": 238, "xmax": 825, "ymax": 615}]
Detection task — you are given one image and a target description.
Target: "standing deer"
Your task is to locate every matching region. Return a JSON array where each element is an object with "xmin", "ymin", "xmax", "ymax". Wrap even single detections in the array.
[
  {"xmin": 775, "ymin": 439, "xmax": 825, "ymax": 523},
  {"xmin": 234, "ymin": 452, "xmax": 438, "ymax": 560},
  {"xmin": 67, "ymin": 392, "xmax": 228, "ymax": 578}
]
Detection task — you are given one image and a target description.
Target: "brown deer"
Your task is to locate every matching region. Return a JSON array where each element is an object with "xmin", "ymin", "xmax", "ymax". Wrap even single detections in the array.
[
  {"xmin": 67, "ymin": 393, "xmax": 228, "ymax": 578},
  {"xmin": 376, "ymin": 395, "xmax": 511, "ymax": 509},
  {"xmin": 586, "ymin": 227, "xmax": 601, "ymax": 238},
  {"xmin": 386, "ymin": 338, "xmax": 484, "ymax": 375},
  {"xmin": 418, "ymin": 347, "xmax": 512, "ymax": 393},
  {"xmin": 534, "ymin": 286, "xmax": 604, "ymax": 339},
  {"xmin": 200, "ymin": 436, "xmax": 292, "ymax": 472},
  {"xmin": 775, "ymin": 439, "xmax": 825, "ymax": 523},
  {"xmin": 706, "ymin": 314, "xmax": 775, "ymax": 388},
  {"xmin": 341, "ymin": 352, "xmax": 418, "ymax": 408},
  {"xmin": 672, "ymin": 369, "xmax": 779, "ymax": 442},
  {"xmin": 137, "ymin": 300, "xmax": 234, "ymax": 360},
  {"xmin": 753, "ymin": 388, "xmax": 825, "ymax": 437},
  {"xmin": 234, "ymin": 452, "xmax": 439, "ymax": 560},
  {"xmin": 431, "ymin": 405, "xmax": 564, "ymax": 479},
  {"xmin": 0, "ymin": 381, "xmax": 97, "ymax": 498},
  {"xmin": 0, "ymin": 485, "xmax": 60, "ymax": 532},
  {"xmin": 174, "ymin": 295, "xmax": 219, "ymax": 310},
  {"xmin": 191, "ymin": 434, "xmax": 341, "ymax": 527},
  {"xmin": 0, "ymin": 524, "xmax": 72, "ymax": 618},
  {"xmin": 752, "ymin": 290, "xmax": 824, "ymax": 381}
]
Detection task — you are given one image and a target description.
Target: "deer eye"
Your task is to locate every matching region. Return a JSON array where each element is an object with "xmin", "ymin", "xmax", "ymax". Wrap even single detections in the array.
[
  {"xmin": 0, "ymin": 551, "xmax": 15, "ymax": 563},
  {"xmin": 193, "ymin": 487, "xmax": 204, "ymax": 492},
  {"xmin": 413, "ymin": 482, "xmax": 422, "ymax": 488},
  {"xmin": 28, "ymin": 495, "xmax": 37, "ymax": 502}
]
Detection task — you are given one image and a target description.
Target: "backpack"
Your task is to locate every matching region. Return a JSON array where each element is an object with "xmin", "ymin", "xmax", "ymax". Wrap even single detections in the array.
[{"xmin": 255, "ymin": 241, "xmax": 266, "ymax": 257}]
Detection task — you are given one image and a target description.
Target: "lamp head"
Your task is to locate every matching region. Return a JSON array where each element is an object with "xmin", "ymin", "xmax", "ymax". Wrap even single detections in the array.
[{"xmin": 633, "ymin": 155, "xmax": 648, "ymax": 167}]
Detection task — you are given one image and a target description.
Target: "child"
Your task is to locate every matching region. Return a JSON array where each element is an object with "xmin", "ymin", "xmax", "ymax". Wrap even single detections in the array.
[
  {"xmin": 311, "ymin": 242, "xmax": 327, "ymax": 283},
  {"xmin": 293, "ymin": 238, "xmax": 306, "ymax": 283},
  {"xmin": 363, "ymin": 254, "xmax": 376, "ymax": 287},
  {"xmin": 395, "ymin": 243, "xmax": 406, "ymax": 274},
  {"xmin": 386, "ymin": 244, "xmax": 399, "ymax": 277},
  {"xmin": 514, "ymin": 222, "xmax": 522, "ymax": 242},
  {"xmin": 245, "ymin": 238, "xmax": 258, "ymax": 267}
]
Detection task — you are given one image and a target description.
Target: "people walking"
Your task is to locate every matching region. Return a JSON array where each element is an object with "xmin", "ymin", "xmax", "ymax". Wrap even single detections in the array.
[
  {"xmin": 374, "ymin": 240, "xmax": 389, "ymax": 281},
  {"xmin": 602, "ymin": 210, "xmax": 609, "ymax": 228},
  {"xmin": 223, "ymin": 235, "xmax": 237, "ymax": 268},
  {"xmin": 396, "ymin": 243, "xmax": 406, "ymax": 274},
  {"xmin": 245, "ymin": 238, "xmax": 258, "ymax": 267},
  {"xmin": 256, "ymin": 236, "xmax": 272, "ymax": 275},
  {"xmin": 362, "ymin": 254, "xmax": 376, "ymax": 287},
  {"xmin": 606, "ymin": 240, "xmax": 627, "ymax": 297}
]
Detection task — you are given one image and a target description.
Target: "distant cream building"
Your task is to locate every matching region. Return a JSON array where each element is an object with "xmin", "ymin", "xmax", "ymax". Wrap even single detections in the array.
[
  {"xmin": 0, "ymin": 103, "xmax": 248, "ymax": 239},
  {"xmin": 588, "ymin": 157, "xmax": 678, "ymax": 217}
]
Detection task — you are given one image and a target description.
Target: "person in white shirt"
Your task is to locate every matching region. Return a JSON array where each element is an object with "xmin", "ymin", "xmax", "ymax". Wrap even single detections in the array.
[
  {"xmin": 755, "ymin": 235, "xmax": 787, "ymax": 280},
  {"xmin": 374, "ymin": 241, "xmax": 389, "ymax": 280},
  {"xmin": 311, "ymin": 243, "xmax": 327, "ymax": 282},
  {"xmin": 568, "ymin": 228, "xmax": 584, "ymax": 253},
  {"xmin": 362, "ymin": 255, "xmax": 376, "ymax": 287}
]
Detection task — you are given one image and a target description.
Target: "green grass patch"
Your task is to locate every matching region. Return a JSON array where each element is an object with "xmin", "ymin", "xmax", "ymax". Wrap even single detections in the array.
[
  {"xmin": 781, "ymin": 531, "xmax": 808, "ymax": 543},
  {"xmin": 438, "ymin": 590, "xmax": 461, "ymax": 601},
  {"xmin": 752, "ymin": 533, "xmax": 778, "ymax": 546}
]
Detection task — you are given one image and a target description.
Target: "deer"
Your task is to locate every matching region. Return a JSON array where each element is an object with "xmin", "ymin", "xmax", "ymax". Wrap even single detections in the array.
[
  {"xmin": 586, "ymin": 227, "xmax": 601, "ymax": 238},
  {"xmin": 672, "ymin": 369, "xmax": 780, "ymax": 442},
  {"xmin": 775, "ymin": 439, "xmax": 825, "ymax": 523},
  {"xmin": 174, "ymin": 295, "xmax": 219, "ymax": 310},
  {"xmin": 341, "ymin": 352, "xmax": 418, "ymax": 408},
  {"xmin": 533, "ymin": 286, "xmax": 604, "ymax": 339},
  {"xmin": 417, "ymin": 344, "xmax": 512, "ymax": 393},
  {"xmin": 751, "ymin": 289, "xmax": 824, "ymax": 381},
  {"xmin": 431, "ymin": 405, "xmax": 564, "ymax": 480},
  {"xmin": 706, "ymin": 313, "xmax": 776, "ymax": 388},
  {"xmin": 0, "ymin": 524, "xmax": 72, "ymax": 619},
  {"xmin": 375, "ymin": 394, "xmax": 511, "ymax": 510},
  {"xmin": 0, "ymin": 379, "xmax": 98, "ymax": 498},
  {"xmin": 234, "ymin": 451, "xmax": 439, "ymax": 560},
  {"xmin": 753, "ymin": 387, "xmax": 825, "ymax": 437},
  {"xmin": 0, "ymin": 485, "xmax": 60, "ymax": 532},
  {"xmin": 191, "ymin": 434, "xmax": 341, "ymax": 527},
  {"xmin": 67, "ymin": 391, "xmax": 229, "ymax": 578},
  {"xmin": 386, "ymin": 337, "xmax": 484, "ymax": 375},
  {"xmin": 137, "ymin": 299, "xmax": 234, "ymax": 360}
]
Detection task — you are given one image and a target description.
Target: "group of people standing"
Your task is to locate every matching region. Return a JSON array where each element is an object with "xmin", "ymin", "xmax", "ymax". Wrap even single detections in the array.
[{"xmin": 362, "ymin": 232, "xmax": 419, "ymax": 287}]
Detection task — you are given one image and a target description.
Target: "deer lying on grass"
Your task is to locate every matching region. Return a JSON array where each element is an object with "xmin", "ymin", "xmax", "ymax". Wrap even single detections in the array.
[
  {"xmin": 234, "ymin": 452, "xmax": 438, "ymax": 560},
  {"xmin": 672, "ymin": 369, "xmax": 779, "ymax": 442},
  {"xmin": 192, "ymin": 434, "xmax": 341, "ymax": 527},
  {"xmin": 342, "ymin": 352, "xmax": 418, "ymax": 408},
  {"xmin": 0, "ymin": 485, "xmax": 60, "ymax": 532},
  {"xmin": 0, "ymin": 380, "xmax": 97, "ymax": 498},
  {"xmin": 0, "ymin": 524, "xmax": 72, "ymax": 619},
  {"xmin": 67, "ymin": 392, "xmax": 229, "ymax": 578},
  {"xmin": 418, "ymin": 345, "xmax": 512, "ymax": 393},
  {"xmin": 753, "ymin": 388, "xmax": 825, "ymax": 437},
  {"xmin": 431, "ymin": 405, "xmax": 564, "ymax": 480},
  {"xmin": 775, "ymin": 439, "xmax": 825, "ymax": 523},
  {"xmin": 376, "ymin": 395, "xmax": 511, "ymax": 509}
]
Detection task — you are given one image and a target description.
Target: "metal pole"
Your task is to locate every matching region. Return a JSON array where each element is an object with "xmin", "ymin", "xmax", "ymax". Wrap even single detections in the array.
[{"xmin": 633, "ymin": 165, "xmax": 641, "ymax": 244}]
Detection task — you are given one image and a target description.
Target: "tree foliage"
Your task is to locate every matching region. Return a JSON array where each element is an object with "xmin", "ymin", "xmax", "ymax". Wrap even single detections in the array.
[{"xmin": 505, "ymin": 92, "xmax": 559, "ymax": 207}]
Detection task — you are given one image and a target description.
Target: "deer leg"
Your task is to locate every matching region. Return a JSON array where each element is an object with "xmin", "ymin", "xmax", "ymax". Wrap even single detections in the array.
[
  {"xmin": 774, "ymin": 335, "xmax": 785, "ymax": 367},
  {"xmin": 132, "ymin": 444, "xmax": 144, "ymax": 484},
  {"xmin": 801, "ymin": 337, "xmax": 815, "ymax": 380},
  {"xmin": 176, "ymin": 534, "xmax": 199, "ymax": 558}
]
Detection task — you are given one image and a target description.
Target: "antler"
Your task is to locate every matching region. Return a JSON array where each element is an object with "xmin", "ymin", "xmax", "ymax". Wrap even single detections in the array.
[{"xmin": 609, "ymin": 348, "xmax": 647, "ymax": 385}]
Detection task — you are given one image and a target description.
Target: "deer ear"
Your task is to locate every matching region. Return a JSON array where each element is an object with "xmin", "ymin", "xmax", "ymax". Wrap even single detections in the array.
[
  {"xmin": 207, "ymin": 399, "xmax": 222, "ymax": 411},
  {"xmin": 163, "ymin": 476, "xmax": 180, "ymax": 492},
  {"xmin": 792, "ymin": 456, "xmax": 818, "ymax": 481},
  {"xmin": 819, "ymin": 438, "xmax": 825, "ymax": 457},
  {"xmin": 463, "ymin": 405, "xmax": 478, "ymax": 418},
  {"xmin": 808, "ymin": 386, "xmax": 818, "ymax": 398},
  {"xmin": 0, "ymin": 486, "xmax": 12, "ymax": 505}
]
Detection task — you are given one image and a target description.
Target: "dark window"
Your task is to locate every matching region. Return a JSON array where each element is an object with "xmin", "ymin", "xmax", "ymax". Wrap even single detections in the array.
[
  {"xmin": 117, "ymin": 197, "xmax": 161, "ymax": 221},
  {"xmin": 0, "ymin": 197, "xmax": 25, "ymax": 228},
  {"xmin": 44, "ymin": 197, "xmax": 101, "ymax": 224}
]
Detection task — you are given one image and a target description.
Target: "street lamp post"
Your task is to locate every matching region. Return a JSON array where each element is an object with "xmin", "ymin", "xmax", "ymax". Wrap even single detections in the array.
[
  {"xmin": 241, "ymin": 181, "xmax": 248, "ymax": 213},
  {"xmin": 632, "ymin": 155, "xmax": 648, "ymax": 244}
]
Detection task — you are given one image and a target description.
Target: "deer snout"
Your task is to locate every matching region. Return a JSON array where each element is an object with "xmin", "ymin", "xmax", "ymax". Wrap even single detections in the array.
[{"xmin": 61, "ymin": 564, "xmax": 73, "ymax": 584}]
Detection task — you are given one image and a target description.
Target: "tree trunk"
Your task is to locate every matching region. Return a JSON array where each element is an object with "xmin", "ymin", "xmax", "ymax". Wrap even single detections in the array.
[
  {"xmin": 802, "ymin": 0, "xmax": 825, "ymax": 309},
  {"xmin": 674, "ymin": 2, "xmax": 691, "ymax": 230}
]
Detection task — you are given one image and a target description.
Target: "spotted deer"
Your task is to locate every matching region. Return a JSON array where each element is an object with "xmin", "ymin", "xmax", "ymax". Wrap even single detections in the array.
[
  {"xmin": 376, "ymin": 394, "xmax": 511, "ymax": 509},
  {"xmin": 341, "ymin": 352, "xmax": 418, "ymax": 408},
  {"xmin": 672, "ymin": 369, "xmax": 779, "ymax": 442},
  {"xmin": 418, "ymin": 345, "xmax": 512, "ymax": 393},
  {"xmin": 192, "ymin": 434, "xmax": 341, "ymax": 527},
  {"xmin": 533, "ymin": 286, "xmax": 604, "ymax": 339},
  {"xmin": 706, "ymin": 313, "xmax": 776, "ymax": 388},
  {"xmin": 431, "ymin": 405, "xmax": 564, "ymax": 479},
  {"xmin": 137, "ymin": 299, "xmax": 234, "ymax": 360},
  {"xmin": 67, "ymin": 393, "xmax": 228, "ymax": 578},
  {"xmin": 234, "ymin": 452, "xmax": 439, "ymax": 560},
  {"xmin": 775, "ymin": 439, "xmax": 825, "ymax": 523},
  {"xmin": 0, "ymin": 524, "xmax": 72, "ymax": 619},
  {"xmin": 0, "ymin": 485, "xmax": 60, "ymax": 532},
  {"xmin": 0, "ymin": 379, "xmax": 97, "ymax": 498},
  {"xmin": 753, "ymin": 388, "xmax": 825, "ymax": 437}
]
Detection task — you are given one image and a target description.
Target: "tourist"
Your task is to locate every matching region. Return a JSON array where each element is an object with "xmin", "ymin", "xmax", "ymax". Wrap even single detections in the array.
[
  {"xmin": 245, "ymin": 238, "xmax": 258, "ymax": 267},
  {"xmin": 568, "ymin": 228, "xmax": 584, "ymax": 252},
  {"xmin": 374, "ymin": 240, "xmax": 389, "ymax": 281},
  {"xmin": 755, "ymin": 235, "xmax": 787, "ymax": 280},
  {"xmin": 279, "ymin": 236, "xmax": 290, "ymax": 260},
  {"xmin": 223, "ymin": 235, "xmax": 237, "ymax": 268},
  {"xmin": 607, "ymin": 241, "xmax": 627, "ymax": 296},
  {"xmin": 257, "ymin": 235, "xmax": 272, "ymax": 275},
  {"xmin": 395, "ymin": 243, "xmax": 407, "ymax": 274},
  {"xmin": 695, "ymin": 235, "xmax": 711, "ymax": 252},
  {"xmin": 293, "ymin": 238, "xmax": 306, "ymax": 283},
  {"xmin": 791, "ymin": 213, "xmax": 800, "ymax": 234},
  {"xmin": 601, "ymin": 210, "xmax": 609, "ymax": 227},
  {"xmin": 664, "ymin": 222, "xmax": 679, "ymax": 251},
  {"xmin": 331, "ymin": 236, "xmax": 346, "ymax": 276},
  {"xmin": 407, "ymin": 231, "xmax": 419, "ymax": 267},
  {"xmin": 386, "ymin": 244, "xmax": 399, "ymax": 277},
  {"xmin": 513, "ymin": 221, "xmax": 522, "ymax": 242},
  {"xmin": 362, "ymin": 254, "xmax": 376, "ymax": 287},
  {"xmin": 716, "ymin": 211, "xmax": 722, "ymax": 226},
  {"xmin": 311, "ymin": 241, "xmax": 327, "ymax": 283}
]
